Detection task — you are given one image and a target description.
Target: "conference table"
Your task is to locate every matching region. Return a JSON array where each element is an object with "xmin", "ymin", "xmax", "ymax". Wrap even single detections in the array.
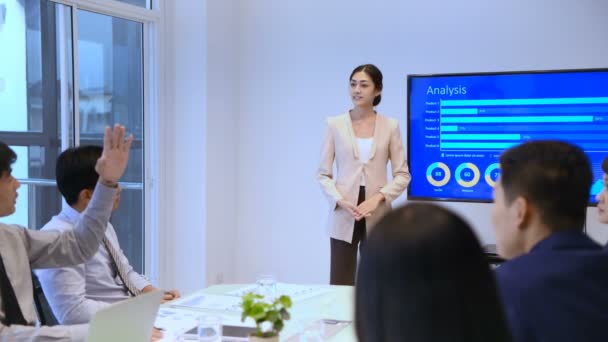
[{"xmin": 156, "ymin": 284, "xmax": 356, "ymax": 341}]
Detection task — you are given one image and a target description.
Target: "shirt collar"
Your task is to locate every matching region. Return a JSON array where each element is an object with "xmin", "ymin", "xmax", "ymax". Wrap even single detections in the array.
[
  {"xmin": 529, "ymin": 230, "xmax": 600, "ymax": 253},
  {"xmin": 57, "ymin": 205, "xmax": 83, "ymax": 225}
]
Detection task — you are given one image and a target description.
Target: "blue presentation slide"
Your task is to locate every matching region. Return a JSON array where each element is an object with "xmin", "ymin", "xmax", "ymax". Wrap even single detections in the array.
[{"xmin": 408, "ymin": 70, "xmax": 608, "ymax": 203}]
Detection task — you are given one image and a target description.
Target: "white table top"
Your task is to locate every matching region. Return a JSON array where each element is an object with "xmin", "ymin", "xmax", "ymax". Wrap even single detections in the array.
[{"xmin": 160, "ymin": 284, "xmax": 356, "ymax": 341}]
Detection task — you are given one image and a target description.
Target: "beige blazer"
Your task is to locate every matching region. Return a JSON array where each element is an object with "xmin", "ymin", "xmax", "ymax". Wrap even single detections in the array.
[{"xmin": 317, "ymin": 112, "xmax": 411, "ymax": 243}]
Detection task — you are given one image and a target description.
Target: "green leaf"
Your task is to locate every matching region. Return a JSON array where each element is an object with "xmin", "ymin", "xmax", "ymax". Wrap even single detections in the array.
[
  {"xmin": 250, "ymin": 306, "xmax": 266, "ymax": 320},
  {"xmin": 266, "ymin": 311, "xmax": 278, "ymax": 323},
  {"xmin": 273, "ymin": 319, "xmax": 284, "ymax": 333},
  {"xmin": 279, "ymin": 295, "xmax": 292, "ymax": 308},
  {"xmin": 241, "ymin": 293, "xmax": 293, "ymax": 335},
  {"xmin": 280, "ymin": 308, "xmax": 290, "ymax": 320}
]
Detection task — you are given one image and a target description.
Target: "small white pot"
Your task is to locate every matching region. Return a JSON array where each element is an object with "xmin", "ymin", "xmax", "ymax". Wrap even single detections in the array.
[{"xmin": 249, "ymin": 334, "xmax": 279, "ymax": 342}]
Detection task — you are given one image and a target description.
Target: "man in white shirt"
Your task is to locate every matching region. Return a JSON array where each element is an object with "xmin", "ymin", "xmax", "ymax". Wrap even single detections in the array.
[
  {"xmin": 36, "ymin": 145, "xmax": 180, "ymax": 325},
  {"xmin": 0, "ymin": 125, "xmax": 134, "ymax": 341}
]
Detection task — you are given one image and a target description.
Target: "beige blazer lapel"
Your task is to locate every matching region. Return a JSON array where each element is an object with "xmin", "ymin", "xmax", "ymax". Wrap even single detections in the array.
[
  {"xmin": 344, "ymin": 113, "xmax": 359, "ymax": 160},
  {"xmin": 369, "ymin": 113, "xmax": 380, "ymax": 160}
]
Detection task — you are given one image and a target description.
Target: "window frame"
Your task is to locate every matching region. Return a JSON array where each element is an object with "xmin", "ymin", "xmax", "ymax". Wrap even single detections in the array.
[{"xmin": 7, "ymin": 0, "xmax": 161, "ymax": 285}]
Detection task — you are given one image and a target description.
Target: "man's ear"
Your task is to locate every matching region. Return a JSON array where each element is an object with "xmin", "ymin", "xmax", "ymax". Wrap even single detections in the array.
[
  {"xmin": 512, "ymin": 196, "xmax": 532, "ymax": 231},
  {"xmin": 77, "ymin": 188, "xmax": 93, "ymax": 204}
]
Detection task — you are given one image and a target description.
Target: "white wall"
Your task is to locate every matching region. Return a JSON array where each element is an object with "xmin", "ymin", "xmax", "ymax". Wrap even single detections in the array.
[
  {"xmin": 165, "ymin": 0, "xmax": 608, "ymax": 291},
  {"xmin": 158, "ymin": 0, "xmax": 207, "ymax": 294},
  {"xmin": 205, "ymin": 0, "xmax": 239, "ymax": 285},
  {"xmin": 215, "ymin": 0, "xmax": 608, "ymax": 284}
]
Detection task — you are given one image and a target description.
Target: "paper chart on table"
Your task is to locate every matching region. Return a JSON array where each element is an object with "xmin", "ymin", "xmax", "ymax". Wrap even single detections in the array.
[
  {"xmin": 170, "ymin": 293, "xmax": 242, "ymax": 312},
  {"xmin": 226, "ymin": 283, "xmax": 332, "ymax": 302}
]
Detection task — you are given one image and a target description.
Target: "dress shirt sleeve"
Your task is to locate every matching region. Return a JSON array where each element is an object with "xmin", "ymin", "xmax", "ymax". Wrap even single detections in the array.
[
  {"xmin": 125, "ymin": 257, "xmax": 152, "ymax": 291},
  {"xmin": 25, "ymin": 183, "xmax": 117, "ymax": 269},
  {"xmin": 317, "ymin": 119, "xmax": 345, "ymax": 209},
  {"xmin": 107, "ymin": 226, "xmax": 151, "ymax": 291},
  {"xmin": 35, "ymin": 263, "xmax": 110, "ymax": 325},
  {"xmin": 0, "ymin": 322, "xmax": 88, "ymax": 342},
  {"xmin": 379, "ymin": 120, "xmax": 411, "ymax": 203}
]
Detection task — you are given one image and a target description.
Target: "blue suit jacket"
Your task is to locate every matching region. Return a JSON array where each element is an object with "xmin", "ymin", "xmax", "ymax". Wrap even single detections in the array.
[{"xmin": 496, "ymin": 231, "xmax": 608, "ymax": 342}]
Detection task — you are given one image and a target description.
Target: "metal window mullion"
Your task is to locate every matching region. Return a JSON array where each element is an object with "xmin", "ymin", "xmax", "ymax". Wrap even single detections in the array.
[
  {"xmin": 18, "ymin": 178, "xmax": 144, "ymax": 190},
  {"xmin": 58, "ymin": 5, "xmax": 72, "ymax": 151},
  {"xmin": 71, "ymin": 3, "xmax": 80, "ymax": 147},
  {"xmin": 0, "ymin": 132, "xmax": 55, "ymax": 146},
  {"xmin": 143, "ymin": 19, "xmax": 157, "ymax": 284},
  {"xmin": 48, "ymin": 0, "xmax": 159, "ymax": 23}
]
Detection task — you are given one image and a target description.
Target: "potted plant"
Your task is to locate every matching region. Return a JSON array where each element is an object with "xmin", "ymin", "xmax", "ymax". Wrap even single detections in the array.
[{"xmin": 241, "ymin": 292, "xmax": 293, "ymax": 342}]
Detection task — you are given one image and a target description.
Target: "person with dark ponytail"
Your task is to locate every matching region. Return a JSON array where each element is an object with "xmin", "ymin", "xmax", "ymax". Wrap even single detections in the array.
[
  {"xmin": 317, "ymin": 64, "xmax": 411, "ymax": 285},
  {"xmin": 356, "ymin": 203, "xmax": 512, "ymax": 342}
]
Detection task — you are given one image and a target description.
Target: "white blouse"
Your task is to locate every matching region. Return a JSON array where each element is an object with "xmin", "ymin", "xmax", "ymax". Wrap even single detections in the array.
[{"xmin": 357, "ymin": 137, "xmax": 374, "ymax": 186}]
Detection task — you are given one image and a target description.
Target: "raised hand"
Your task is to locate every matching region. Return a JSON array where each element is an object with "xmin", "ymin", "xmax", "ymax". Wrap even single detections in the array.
[{"xmin": 95, "ymin": 124, "xmax": 134, "ymax": 186}]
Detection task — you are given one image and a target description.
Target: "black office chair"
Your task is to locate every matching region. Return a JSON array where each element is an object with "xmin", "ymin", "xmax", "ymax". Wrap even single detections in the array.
[
  {"xmin": 483, "ymin": 244, "xmax": 505, "ymax": 268},
  {"xmin": 32, "ymin": 272, "xmax": 59, "ymax": 326}
]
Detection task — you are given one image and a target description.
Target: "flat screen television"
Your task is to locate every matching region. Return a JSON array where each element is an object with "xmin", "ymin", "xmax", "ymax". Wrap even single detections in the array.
[{"xmin": 407, "ymin": 68, "xmax": 608, "ymax": 204}]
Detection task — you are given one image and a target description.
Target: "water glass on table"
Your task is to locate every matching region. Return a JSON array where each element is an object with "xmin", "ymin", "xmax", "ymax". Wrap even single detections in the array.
[
  {"xmin": 300, "ymin": 319, "xmax": 325, "ymax": 342},
  {"xmin": 255, "ymin": 274, "xmax": 277, "ymax": 299},
  {"xmin": 197, "ymin": 315, "xmax": 222, "ymax": 342}
]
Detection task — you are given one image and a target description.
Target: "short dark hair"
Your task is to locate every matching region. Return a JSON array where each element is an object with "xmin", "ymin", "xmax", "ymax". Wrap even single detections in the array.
[
  {"xmin": 350, "ymin": 64, "xmax": 383, "ymax": 106},
  {"xmin": 56, "ymin": 145, "xmax": 102, "ymax": 205},
  {"xmin": 602, "ymin": 157, "xmax": 608, "ymax": 174},
  {"xmin": 355, "ymin": 203, "xmax": 511, "ymax": 342},
  {"xmin": 499, "ymin": 140, "xmax": 592, "ymax": 232},
  {"xmin": 0, "ymin": 141, "xmax": 16, "ymax": 176}
]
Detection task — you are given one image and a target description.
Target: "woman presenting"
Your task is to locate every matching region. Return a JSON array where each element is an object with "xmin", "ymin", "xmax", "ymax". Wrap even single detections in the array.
[{"xmin": 318, "ymin": 64, "xmax": 411, "ymax": 285}]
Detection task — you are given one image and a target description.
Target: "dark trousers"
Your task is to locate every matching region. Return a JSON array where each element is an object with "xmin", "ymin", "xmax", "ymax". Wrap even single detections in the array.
[{"xmin": 330, "ymin": 186, "xmax": 366, "ymax": 286}]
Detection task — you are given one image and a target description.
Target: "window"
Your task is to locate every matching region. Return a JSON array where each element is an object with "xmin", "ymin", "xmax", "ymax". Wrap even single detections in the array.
[
  {"xmin": 0, "ymin": 0, "xmax": 150, "ymax": 274},
  {"xmin": 77, "ymin": 8, "xmax": 145, "ymax": 272},
  {"xmin": 0, "ymin": 0, "xmax": 73, "ymax": 229},
  {"xmin": 116, "ymin": 0, "xmax": 150, "ymax": 9}
]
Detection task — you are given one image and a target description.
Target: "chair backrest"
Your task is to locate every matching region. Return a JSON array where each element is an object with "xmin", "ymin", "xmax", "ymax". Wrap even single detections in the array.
[
  {"xmin": 31, "ymin": 272, "xmax": 59, "ymax": 326},
  {"xmin": 483, "ymin": 244, "xmax": 505, "ymax": 268}
]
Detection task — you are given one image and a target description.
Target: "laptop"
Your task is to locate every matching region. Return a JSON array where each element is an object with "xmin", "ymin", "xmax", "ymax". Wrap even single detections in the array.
[{"xmin": 86, "ymin": 289, "xmax": 163, "ymax": 342}]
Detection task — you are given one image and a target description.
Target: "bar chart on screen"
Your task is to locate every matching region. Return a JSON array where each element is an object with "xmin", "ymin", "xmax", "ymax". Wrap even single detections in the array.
[
  {"xmin": 408, "ymin": 69, "xmax": 608, "ymax": 202},
  {"xmin": 438, "ymin": 97, "xmax": 608, "ymax": 152}
]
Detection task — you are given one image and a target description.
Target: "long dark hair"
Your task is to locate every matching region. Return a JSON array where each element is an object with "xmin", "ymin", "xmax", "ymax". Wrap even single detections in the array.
[
  {"xmin": 350, "ymin": 64, "xmax": 383, "ymax": 106},
  {"xmin": 355, "ymin": 203, "xmax": 512, "ymax": 342}
]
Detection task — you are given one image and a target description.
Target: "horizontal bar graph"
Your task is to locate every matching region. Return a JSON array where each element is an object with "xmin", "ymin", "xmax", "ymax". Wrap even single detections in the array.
[
  {"xmin": 520, "ymin": 134, "xmax": 608, "ymax": 141},
  {"xmin": 440, "ymin": 108, "xmax": 478, "ymax": 115},
  {"xmin": 437, "ymin": 96, "xmax": 608, "ymax": 151},
  {"xmin": 450, "ymin": 124, "xmax": 608, "ymax": 132},
  {"xmin": 440, "ymin": 125, "xmax": 458, "ymax": 132},
  {"xmin": 440, "ymin": 142, "xmax": 518, "ymax": 149},
  {"xmin": 441, "ymin": 97, "xmax": 608, "ymax": 107},
  {"xmin": 478, "ymin": 106, "xmax": 608, "ymax": 114},
  {"xmin": 440, "ymin": 142, "xmax": 608, "ymax": 151},
  {"xmin": 441, "ymin": 115, "xmax": 594, "ymax": 123},
  {"xmin": 441, "ymin": 134, "xmax": 520, "ymax": 140}
]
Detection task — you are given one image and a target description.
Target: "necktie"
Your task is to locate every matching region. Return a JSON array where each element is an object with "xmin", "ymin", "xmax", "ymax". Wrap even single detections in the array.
[
  {"xmin": 102, "ymin": 236, "xmax": 142, "ymax": 296},
  {"xmin": 0, "ymin": 252, "xmax": 27, "ymax": 326}
]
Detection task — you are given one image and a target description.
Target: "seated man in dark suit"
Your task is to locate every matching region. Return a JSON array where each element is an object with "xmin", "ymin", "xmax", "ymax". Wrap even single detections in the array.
[
  {"xmin": 596, "ymin": 157, "xmax": 608, "ymax": 225},
  {"xmin": 492, "ymin": 140, "xmax": 608, "ymax": 342}
]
